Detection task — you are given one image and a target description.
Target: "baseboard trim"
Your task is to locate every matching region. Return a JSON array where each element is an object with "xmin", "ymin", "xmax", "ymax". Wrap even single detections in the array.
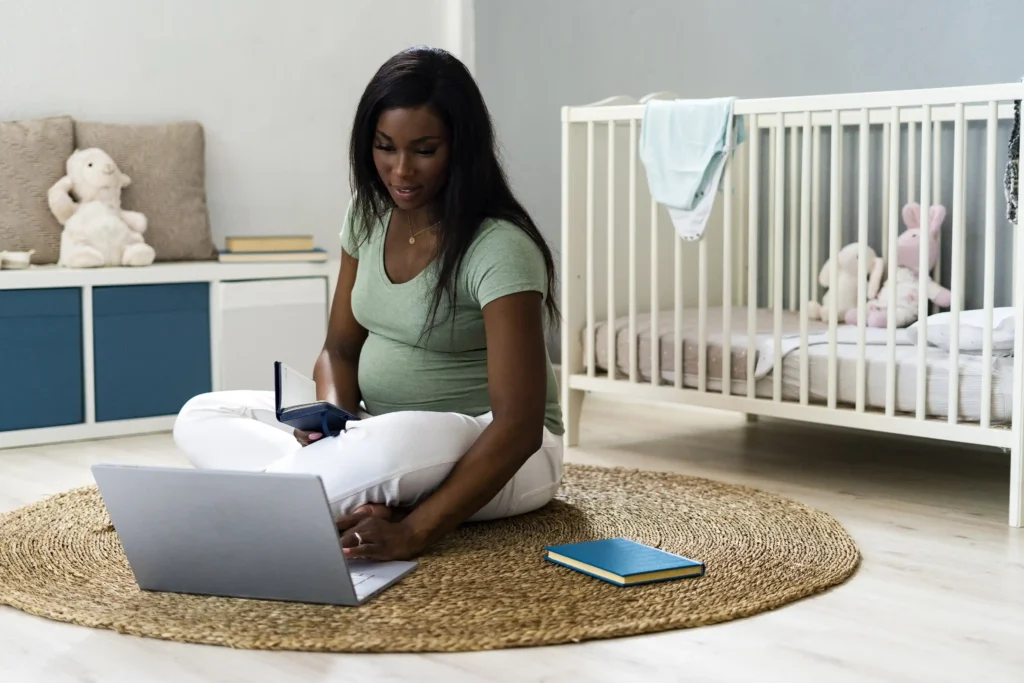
[{"xmin": 0, "ymin": 416, "xmax": 176, "ymax": 450}]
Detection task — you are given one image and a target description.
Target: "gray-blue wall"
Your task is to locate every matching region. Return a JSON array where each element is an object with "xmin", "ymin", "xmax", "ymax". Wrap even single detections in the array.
[{"xmin": 475, "ymin": 0, "xmax": 1024, "ymax": 358}]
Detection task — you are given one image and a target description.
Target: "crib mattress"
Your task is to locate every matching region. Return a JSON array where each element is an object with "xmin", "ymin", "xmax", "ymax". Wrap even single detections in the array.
[{"xmin": 589, "ymin": 308, "xmax": 1014, "ymax": 424}]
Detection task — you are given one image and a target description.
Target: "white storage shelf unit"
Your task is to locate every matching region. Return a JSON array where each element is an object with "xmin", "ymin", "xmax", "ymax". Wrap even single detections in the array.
[{"xmin": 0, "ymin": 261, "xmax": 333, "ymax": 449}]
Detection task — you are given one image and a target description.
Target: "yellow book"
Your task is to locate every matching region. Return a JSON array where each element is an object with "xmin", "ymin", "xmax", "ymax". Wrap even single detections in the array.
[{"xmin": 225, "ymin": 235, "xmax": 315, "ymax": 253}]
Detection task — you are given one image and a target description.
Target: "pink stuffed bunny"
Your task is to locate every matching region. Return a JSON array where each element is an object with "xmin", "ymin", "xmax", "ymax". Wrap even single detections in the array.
[{"xmin": 845, "ymin": 202, "xmax": 951, "ymax": 328}]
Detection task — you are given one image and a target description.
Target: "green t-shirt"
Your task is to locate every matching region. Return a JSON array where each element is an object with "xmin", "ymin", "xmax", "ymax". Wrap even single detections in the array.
[{"xmin": 339, "ymin": 202, "xmax": 564, "ymax": 436}]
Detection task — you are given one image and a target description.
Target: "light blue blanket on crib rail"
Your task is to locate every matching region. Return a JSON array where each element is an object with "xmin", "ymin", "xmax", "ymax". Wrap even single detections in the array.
[{"xmin": 639, "ymin": 97, "xmax": 746, "ymax": 241}]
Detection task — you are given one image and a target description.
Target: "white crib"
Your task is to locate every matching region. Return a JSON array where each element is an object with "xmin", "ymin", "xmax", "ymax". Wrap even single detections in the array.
[{"xmin": 558, "ymin": 83, "xmax": 1024, "ymax": 527}]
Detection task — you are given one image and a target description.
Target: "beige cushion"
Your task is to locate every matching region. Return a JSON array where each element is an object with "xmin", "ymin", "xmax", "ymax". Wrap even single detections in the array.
[
  {"xmin": 0, "ymin": 116, "xmax": 74, "ymax": 264},
  {"xmin": 73, "ymin": 120, "xmax": 217, "ymax": 262}
]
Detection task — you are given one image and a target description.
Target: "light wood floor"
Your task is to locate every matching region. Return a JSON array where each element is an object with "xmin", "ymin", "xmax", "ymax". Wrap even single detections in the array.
[{"xmin": 1, "ymin": 396, "xmax": 1022, "ymax": 683}]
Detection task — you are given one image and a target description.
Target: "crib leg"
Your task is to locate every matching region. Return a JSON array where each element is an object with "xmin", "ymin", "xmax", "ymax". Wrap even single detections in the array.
[
  {"xmin": 1011, "ymin": 445, "xmax": 1023, "ymax": 528},
  {"xmin": 563, "ymin": 388, "xmax": 585, "ymax": 448},
  {"xmin": 745, "ymin": 413, "xmax": 759, "ymax": 424}
]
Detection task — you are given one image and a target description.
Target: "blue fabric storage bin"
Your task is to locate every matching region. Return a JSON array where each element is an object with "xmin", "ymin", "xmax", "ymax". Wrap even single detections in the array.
[
  {"xmin": 0, "ymin": 288, "xmax": 84, "ymax": 431},
  {"xmin": 93, "ymin": 283, "xmax": 211, "ymax": 421}
]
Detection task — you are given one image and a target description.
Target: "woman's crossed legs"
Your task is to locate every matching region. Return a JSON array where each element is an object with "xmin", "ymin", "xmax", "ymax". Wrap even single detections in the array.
[{"xmin": 172, "ymin": 391, "xmax": 563, "ymax": 522}]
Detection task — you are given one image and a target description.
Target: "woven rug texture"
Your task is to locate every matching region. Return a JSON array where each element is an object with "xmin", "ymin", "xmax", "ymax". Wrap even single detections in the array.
[{"xmin": 0, "ymin": 463, "xmax": 860, "ymax": 652}]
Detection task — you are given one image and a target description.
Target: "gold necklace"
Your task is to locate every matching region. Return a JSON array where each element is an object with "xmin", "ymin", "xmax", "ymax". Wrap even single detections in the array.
[{"xmin": 407, "ymin": 212, "xmax": 441, "ymax": 244}]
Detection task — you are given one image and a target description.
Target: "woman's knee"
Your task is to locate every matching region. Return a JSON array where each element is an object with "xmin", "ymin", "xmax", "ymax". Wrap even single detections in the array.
[
  {"xmin": 172, "ymin": 390, "xmax": 269, "ymax": 455},
  {"xmin": 173, "ymin": 392, "xmax": 218, "ymax": 446},
  {"xmin": 344, "ymin": 411, "xmax": 486, "ymax": 462}
]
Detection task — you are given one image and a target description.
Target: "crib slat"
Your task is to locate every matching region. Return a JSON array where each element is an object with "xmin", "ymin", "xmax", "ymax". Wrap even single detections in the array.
[
  {"xmin": 837, "ymin": 118, "xmax": 844, "ymax": 251},
  {"xmin": 932, "ymin": 120, "xmax": 943, "ymax": 313},
  {"xmin": 947, "ymin": 103, "xmax": 965, "ymax": 424},
  {"xmin": 811, "ymin": 126, "xmax": 822, "ymax": 303},
  {"xmin": 676, "ymin": 232, "xmax": 684, "ymax": 390},
  {"xmin": 773, "ymin": 118, "xmax": 785, "ymax": 402},
  {"xmin": 1013, "ymin": 96, "xmax": 1024, "ymax": 529},
  {"xmin": 908, "ymin": 121, "xmax": 917, "ymax": 203},
  {"xmin": 734, "ymin": 139, "xmax": 747, "ymax": 306},
  {"xmin": 586, "ymin": 121, "xmax": 595, "ymax": 378},
  {"xmin": 628, "ymin": 119, "xmax": 638, "ymax": 383},
  {"xmin": 828, "ymin": 110, "xmax": 841, "ymax": 409},
  {"xmin": 799, "ymin": 112, "xmax": 813, "ymax": 404},
  {"xmin": 650, "ymin": 193, "xmax": 660, "ymax": 386},
  {"xmin": 886, "ymin": 108, "xmax": 901, "ymax": 417},
  {"xmin": 982, "ymin": 101, "xmax": 997, "ymax": 428},
  {"xmin": 856, "ymin": 109, "xmax": 869, "ymax": 413},
  {"xmin": 607, "ymin": 121, "xmax": 616, "ymax": 380},
  {"xmin": 770, "ymin": 128, "xmax": 777, "ymax": 310},
  {"xmin": 957, "ymin": 116, "xmax": 968, "ymax": 313},
  {"xmin": 881, "ymin": 122, "xmax": 891, "ymax": 263},
  {"xmin": 917, "ymin": 105, "xmax": 932, "ymax": 420},
  {"xmin": 723, "ymin": 139, "xmax": 734, "ymax": 398},
  {"xmin": 747, "ymin": 117, "xmax": 760, "ymax": 399},
  {"xmin": 698, "ymin": 238, "xmax": 708, "ymax": 392},
  {"xmin": 789, "ymin": 129, "xmax": 799, "ymax": 311}
]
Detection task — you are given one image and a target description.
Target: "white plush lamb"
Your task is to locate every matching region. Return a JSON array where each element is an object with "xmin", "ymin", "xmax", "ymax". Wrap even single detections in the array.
[
  {"xmin": 806, "ymin": 242, "xmax": 884, "ymax": 322},
  {"xmin": 48, "ymin": 148, "xmax": 155, "ymax": 268}
]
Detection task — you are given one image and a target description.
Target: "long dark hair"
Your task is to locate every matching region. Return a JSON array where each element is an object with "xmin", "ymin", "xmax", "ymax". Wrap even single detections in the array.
[{"xmin": 348, "ymin": 46, "xmax": 559, "ymax": 336}]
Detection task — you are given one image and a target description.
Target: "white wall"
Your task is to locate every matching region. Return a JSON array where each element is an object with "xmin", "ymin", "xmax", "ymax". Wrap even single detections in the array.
[{"xmin": 0, "ymin": 0, "xmax": 457, "ymax": 256}]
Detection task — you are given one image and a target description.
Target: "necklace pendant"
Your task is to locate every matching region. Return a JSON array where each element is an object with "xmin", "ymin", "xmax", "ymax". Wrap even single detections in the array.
[{"xmin": 408, "ymin": 236, "xmax": 416, "ymax": 245}]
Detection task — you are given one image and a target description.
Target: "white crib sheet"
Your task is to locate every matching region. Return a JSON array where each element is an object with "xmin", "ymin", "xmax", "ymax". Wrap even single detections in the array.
[{"xmin": 589, "ymin": 308, "xmax": 1014, "ymax": 424}]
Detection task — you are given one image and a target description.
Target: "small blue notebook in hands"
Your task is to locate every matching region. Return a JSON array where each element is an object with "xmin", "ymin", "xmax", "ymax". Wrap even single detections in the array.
[
  {"xmin": 544, "ymin": 537, "xmax": 705, "ymax": 586},
  {"xmin": 274, "ymin": 361, "xmax": 360, "ymax": 436}
]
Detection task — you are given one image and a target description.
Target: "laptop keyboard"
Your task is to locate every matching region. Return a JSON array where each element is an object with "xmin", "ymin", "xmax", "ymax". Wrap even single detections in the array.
[{"xmin": 350, "ymin": 571, "xmax": 372, "ymax": 587}]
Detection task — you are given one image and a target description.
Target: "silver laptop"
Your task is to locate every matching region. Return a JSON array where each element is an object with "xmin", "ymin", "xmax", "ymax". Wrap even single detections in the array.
[{"xmin": 91, "ymin": 464, "xmax": 417, "ymax": 606}]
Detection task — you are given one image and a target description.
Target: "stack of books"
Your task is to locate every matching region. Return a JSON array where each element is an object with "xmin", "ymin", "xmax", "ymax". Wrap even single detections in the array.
[{"xmin": 218, "ymin": 235, "xmax": 327, "ymax": 263}]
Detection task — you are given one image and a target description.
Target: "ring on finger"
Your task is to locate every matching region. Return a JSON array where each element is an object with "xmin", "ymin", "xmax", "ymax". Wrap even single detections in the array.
[{"xmin": 354, "ymin": 531, "xmax": 363, "ymax": 545}]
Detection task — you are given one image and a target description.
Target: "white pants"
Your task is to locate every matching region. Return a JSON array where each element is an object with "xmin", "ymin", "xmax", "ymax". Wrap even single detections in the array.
[{"xmin": 172, "ymin": 391, "xmax": 564, "ymax": 522}]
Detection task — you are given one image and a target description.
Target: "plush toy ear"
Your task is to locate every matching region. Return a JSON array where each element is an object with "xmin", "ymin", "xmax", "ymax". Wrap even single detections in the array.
[
  {"xmin": 929, "ymin": 205, "xmax": 946, "ymax": 234},
  {"xmin": 902, "ymin": 202, "xmax": 920, "ymax": 230},
  {"xmin": 818, "ymin": 257, "xmax": 832, "ymax": 288}
]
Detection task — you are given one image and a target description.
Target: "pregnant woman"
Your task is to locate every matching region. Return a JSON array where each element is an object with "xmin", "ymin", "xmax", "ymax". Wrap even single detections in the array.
[{"xmin": 173, "ymin": 46, "xmax": 564, "ymax": 562}]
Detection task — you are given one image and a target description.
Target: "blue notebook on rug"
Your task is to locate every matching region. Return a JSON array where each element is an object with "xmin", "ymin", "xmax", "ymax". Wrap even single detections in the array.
[{"xmin": 544, "ymin": 537, "xmax": 705, "ymax": 586}]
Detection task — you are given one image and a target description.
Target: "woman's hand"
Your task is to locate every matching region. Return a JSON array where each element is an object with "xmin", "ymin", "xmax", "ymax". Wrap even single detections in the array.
[
  {"xmin": 336, "ymin": 510, "xmax": 426, "ymax": 561},
  {"xmin": 294, "ymin": 429, "xmax": 322, "ymax": 446}
]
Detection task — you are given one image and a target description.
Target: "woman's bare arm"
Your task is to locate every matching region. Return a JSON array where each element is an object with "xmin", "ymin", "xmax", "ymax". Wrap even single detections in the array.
[{"xmin": 298, "ymin": 251, "xmax": 367, "ymax": 443}]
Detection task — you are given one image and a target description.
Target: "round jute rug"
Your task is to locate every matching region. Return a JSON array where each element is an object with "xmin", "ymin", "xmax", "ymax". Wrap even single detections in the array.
[{"xmin": 0, "ymin": 464, "xmax": 859, "ymax": 652}]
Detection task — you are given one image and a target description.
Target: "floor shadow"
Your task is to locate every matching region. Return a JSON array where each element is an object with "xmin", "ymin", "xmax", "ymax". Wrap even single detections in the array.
[{"xmin": 578, "ymin": 412, "xmax": 1010, "ymax": 521}]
